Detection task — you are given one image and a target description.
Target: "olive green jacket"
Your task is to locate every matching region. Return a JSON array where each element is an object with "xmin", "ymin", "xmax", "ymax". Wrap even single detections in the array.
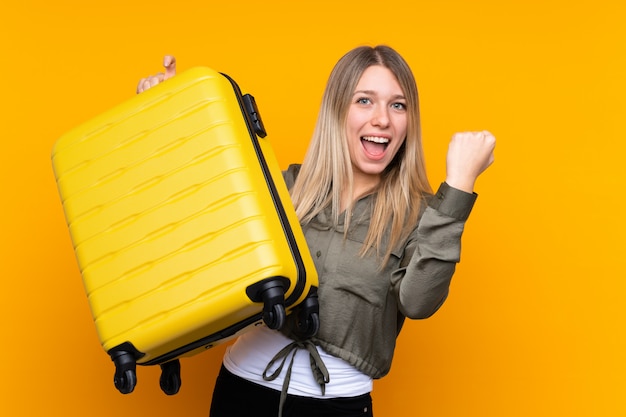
[{"xmin": 282, "ymin": 164, "xmax": 477, "ymax": 379}]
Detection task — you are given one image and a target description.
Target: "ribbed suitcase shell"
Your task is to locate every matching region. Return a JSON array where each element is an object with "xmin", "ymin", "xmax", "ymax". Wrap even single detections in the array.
[{"xmin": 52, "ymin": 67, "xmax": 317, "ymax": 391}]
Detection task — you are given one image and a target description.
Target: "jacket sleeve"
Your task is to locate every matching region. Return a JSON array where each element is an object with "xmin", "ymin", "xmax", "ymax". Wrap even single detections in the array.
[{"xmin": 390, "ymin": 182, "xmax": 477, "ymax": 319}]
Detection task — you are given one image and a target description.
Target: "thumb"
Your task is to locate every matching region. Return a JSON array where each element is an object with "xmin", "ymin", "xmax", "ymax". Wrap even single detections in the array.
[{"xmin": 163, "ymin": 55, "xmax": 177, "ymax": 80}]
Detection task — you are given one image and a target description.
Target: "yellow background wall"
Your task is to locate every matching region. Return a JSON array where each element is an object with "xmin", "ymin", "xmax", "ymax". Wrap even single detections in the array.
[{"xmin": 1, "ymin": 1, "xmax": 624, "ymax": 416}]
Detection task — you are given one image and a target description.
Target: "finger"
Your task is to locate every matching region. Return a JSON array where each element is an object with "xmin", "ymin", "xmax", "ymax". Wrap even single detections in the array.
[
  {"xmin": 137, "ymin": 74, "xmax": 165, "ymax": 93},
  {"xmin": 150, "ymin": 73, "xmax": 164, "ymax": 87},
  {"xmin": 481, "ymin": 131, "xmax": 497, "ymax": 152},
  {"xmin": 136, "ymin": 77, "xmax": 147, "ymax": 94},
  {"xmin": 163, "ymin": 55, "xmax": 177, "ymax": 80},
  {"xmin": 140, "ymin": 79, "xmax": 152, "ymax": 93}
]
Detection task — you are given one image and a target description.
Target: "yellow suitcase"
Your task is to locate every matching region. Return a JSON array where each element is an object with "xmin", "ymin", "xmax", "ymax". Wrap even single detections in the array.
[{"xmin": 51, "ymin": 67, "xmax": 319, "ymax": 395}]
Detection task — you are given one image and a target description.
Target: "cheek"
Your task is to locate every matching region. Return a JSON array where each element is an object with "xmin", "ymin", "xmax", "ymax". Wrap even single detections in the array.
[
  {"xmin": 346, "ymin": 112, "xmax": 365, "ymax": 135},
  {"xmin": 389, "ymin": 140, "xmax": 406, "ymax": 161},
  {"xmin": 393, "ymin": 115, "xmax": 408, "ymax": 140},
  {"xmin": 391, "ymin": 117, "xmax": 408, "ymax": 155}
]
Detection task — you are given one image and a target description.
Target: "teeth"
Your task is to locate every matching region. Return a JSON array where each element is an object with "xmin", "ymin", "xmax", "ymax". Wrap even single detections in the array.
[{"xmin": 361, "ymin": 136, "xmax": 389, "ymax": 144}]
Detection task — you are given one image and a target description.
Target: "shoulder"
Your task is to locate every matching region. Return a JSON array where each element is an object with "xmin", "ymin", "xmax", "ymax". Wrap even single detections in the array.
[{"xmin": 282, "ymin": 164, "xmax": 302, "ymax": 189}]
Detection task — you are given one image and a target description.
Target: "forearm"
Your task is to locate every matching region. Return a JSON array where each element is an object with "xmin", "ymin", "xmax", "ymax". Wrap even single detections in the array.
[{"xmin": 392, "ymin": 183, "xmax": 477, "ymax": 319}]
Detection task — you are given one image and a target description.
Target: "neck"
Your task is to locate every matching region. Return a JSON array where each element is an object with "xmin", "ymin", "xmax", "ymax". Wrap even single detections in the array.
[{"xmin": 340, "ymin": 171, "xmax": 380, "ymax": 212}]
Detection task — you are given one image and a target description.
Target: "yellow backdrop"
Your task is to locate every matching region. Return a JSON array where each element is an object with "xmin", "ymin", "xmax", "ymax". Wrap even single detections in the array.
[{"xmin": 1, "ymin": 1, "xmax": 624, "ymax": 416}]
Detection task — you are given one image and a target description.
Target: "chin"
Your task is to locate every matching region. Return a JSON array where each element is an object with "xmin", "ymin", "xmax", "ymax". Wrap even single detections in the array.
[{"xmin": 354, "ymin": 164, "xmax": 387, "ymax": 177}]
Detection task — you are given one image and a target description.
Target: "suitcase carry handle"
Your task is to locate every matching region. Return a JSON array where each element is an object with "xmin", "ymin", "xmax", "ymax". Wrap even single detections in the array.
[
  {"xmin": 242, "ymin": 93, "xmax": 267, "ymax": 138},
  {"xmin": 220, "ymin": 72, "xmax": 267, "ymax": 139}
]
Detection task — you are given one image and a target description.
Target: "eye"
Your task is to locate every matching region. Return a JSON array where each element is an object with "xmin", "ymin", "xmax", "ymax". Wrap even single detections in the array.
[
  {"xmin": 391, "ymin": 102, "xmax": 407, "ymax": 111},
  {"xmin": 356, "ymin": 97, "xmax": 372, "ymax": 105}
]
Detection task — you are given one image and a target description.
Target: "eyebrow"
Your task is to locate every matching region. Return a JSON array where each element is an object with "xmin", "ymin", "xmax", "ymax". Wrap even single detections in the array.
[{"xmin": 353, "ymin": 90, "xmax": 406, "ymax": 100}]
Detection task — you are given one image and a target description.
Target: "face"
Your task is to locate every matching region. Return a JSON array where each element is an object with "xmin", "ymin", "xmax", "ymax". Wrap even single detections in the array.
[{"xmin": 346, "ymin": 65, "xmax": 407, "ymax": 187}]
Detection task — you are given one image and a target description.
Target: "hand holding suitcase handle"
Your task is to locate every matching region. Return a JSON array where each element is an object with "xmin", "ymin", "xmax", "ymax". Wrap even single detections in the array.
[{"xmin": 136, "ymin": 55, "xmax": 177, "ymax": 93}]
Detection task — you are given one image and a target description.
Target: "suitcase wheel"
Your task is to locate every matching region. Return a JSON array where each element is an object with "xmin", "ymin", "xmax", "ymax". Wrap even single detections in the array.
[
  {"xmin": 114, "ymin": 369, "xmax": 137, "ymax": 394},
  {"xmin": 296, "ymin": 311, "xmax": 320, "ymax": 339},
  {"xmin": 246, "ymin": 277, "xmax": 290, "ymax": 331},
  {"xmin": 111, "ymin": 349, "xmax": 138, "ymax": 394},
  {"xmin": 294, "ymin": 288, "xmax": 320, "ymax": 338},
  {"xmin": 263, "ymin": 303, "xmax": 286, "ymax": 331},
  {"xmin": 159, "ymin": 360, "xmax": 182, "ymax": 395}
]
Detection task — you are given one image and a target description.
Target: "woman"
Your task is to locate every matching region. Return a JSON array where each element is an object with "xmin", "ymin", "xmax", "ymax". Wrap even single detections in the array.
[{"xmin": 138, "ymin": 45, "xmax": 495, "ymax": 417}]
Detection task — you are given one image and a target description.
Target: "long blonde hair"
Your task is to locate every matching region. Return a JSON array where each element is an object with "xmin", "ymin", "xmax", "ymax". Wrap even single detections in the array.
[{"xmin": 290, "ymin": 45, "xmax": 432, "ymax": 266}]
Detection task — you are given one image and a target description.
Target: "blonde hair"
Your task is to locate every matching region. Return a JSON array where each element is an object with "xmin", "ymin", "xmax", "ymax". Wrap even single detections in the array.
[{"xmin": 290, "ymin": 45, "xmax": 432, "ymax": 266}]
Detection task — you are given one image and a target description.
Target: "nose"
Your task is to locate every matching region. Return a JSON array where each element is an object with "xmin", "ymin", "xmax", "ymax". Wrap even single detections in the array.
[{"xmin": 371, "ymin": 105, "xmax": 390, "ymax": 128}]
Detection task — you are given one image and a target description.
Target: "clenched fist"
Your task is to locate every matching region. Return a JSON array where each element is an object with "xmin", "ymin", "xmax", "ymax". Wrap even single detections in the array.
[{"xmin": 445, "ymin": 130, "xmax": 496, "ymax": 193}]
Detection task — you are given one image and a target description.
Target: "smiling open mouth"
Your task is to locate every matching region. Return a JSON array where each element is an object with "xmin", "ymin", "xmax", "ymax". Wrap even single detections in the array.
[{"xmin": 361, "ymin": 136, "xmax": 389, "ymax": 156}]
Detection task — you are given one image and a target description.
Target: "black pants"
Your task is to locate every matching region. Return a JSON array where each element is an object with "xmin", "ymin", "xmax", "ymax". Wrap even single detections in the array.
[{"xmin": 209, "ymin": 365, "xmax": 373, "ymax": 417}]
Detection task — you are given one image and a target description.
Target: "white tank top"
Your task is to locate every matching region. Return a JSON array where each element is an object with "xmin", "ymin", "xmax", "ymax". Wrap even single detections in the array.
[{"xmin": 223, "ymin": 325, "xmax": 373, "ymax": 398}]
